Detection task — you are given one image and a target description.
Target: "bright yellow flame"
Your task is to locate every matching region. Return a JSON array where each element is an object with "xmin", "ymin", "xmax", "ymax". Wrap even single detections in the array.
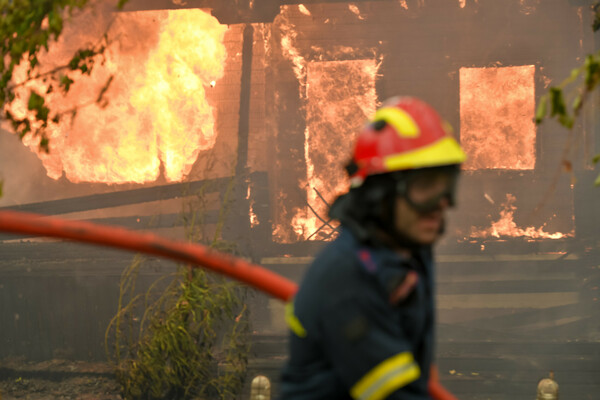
[{"xmin": 8, "ymin": 9, "xmax": 227, "ymax": 184}]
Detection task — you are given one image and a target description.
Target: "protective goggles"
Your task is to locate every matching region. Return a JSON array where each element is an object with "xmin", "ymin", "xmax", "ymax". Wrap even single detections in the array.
[{"xmin": 393, "ymin": 166, "xmax": 460, "ymax": 213}]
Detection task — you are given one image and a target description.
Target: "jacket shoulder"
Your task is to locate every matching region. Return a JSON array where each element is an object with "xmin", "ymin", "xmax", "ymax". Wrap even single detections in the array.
[{"xmin": 306, "ymin": 234, "xmax": 362, "ymax": 284}]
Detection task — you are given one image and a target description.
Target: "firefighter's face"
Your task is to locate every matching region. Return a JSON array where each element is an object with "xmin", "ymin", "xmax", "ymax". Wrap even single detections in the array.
[{"xmin": 393, "ymin": 174, "xmax": 452, "ymax": 245}]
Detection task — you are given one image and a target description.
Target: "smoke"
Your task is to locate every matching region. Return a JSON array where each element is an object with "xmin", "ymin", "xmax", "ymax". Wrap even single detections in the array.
[{"xmin": 0, "ymin": 128, "xmax": 52, "ymax": 207}]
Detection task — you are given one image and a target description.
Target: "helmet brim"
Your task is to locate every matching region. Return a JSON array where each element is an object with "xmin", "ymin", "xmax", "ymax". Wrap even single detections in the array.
[{"xmin": 383, "ymin": 137, "xmax": 467, "ymax": 172}]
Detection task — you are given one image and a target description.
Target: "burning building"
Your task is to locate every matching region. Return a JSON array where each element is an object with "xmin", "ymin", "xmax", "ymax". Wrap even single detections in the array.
[{"xmin": 0, "ymin": 0, "xmax": 599, "ymax": 398}]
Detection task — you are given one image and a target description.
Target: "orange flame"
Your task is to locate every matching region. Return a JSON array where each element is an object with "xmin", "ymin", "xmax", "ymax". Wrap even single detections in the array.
[
  {"xmin": 8, "ymin": 9, "xmax": 227, "ymax": 184},
  {"xmin": 274, "ymin": 5, "xmax": 380, "ymax": 242},
  {"xmin": 298, "ymin": 4, "xmax": 312, "ymax": 16},
  {"xmin": 469, "ymin": 194, "xmax": 573, "ymax": 240},
  {"xmin": 348, "ymin": 4, "xmax": 365, "ymax": 20},
  {"xmin": 247, "ymin": 186, "xmax": 258, "ymax": 228},
  {"xmin": 292, "ymin": 60, "xmax": 378, "ymax": 240},
  {"xmin": 460, "ymin": 65, "xmax": 536, "ymax": 170}
]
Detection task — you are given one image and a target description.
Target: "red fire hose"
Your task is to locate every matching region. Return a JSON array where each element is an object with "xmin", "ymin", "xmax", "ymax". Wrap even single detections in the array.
[{"xmin": 0, "ymin": 210, "xmax": 457, "ymax": 400}]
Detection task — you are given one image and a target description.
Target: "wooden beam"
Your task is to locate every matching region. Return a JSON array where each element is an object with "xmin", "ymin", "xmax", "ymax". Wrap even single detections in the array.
[{"xmin": 0, "ymin": 177, "xmax": 235, "ymax": 216}]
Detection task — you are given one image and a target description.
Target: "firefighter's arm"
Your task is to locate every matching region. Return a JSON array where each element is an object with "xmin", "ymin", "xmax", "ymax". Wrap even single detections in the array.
[{"xmin": 318, "ymin": 297, "xmax": 423, "ymax": 400}]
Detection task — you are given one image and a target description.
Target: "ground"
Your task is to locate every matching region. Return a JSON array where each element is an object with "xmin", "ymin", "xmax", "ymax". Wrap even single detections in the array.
[{"xmin": 0, "ymin": 358, "xmax": 121, "ymax": 400}]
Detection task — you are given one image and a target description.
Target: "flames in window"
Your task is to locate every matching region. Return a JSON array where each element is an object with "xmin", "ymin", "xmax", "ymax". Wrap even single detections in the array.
[
  {"xmin": 291, "ymin": 60, "xmax": 378, "ymax": 240},
  {"xmin": 460, "ymin": 65, "xmax": 574, "ymax": 240},
  {"xmin": 8, "ymin": 9, "xmax": 227, "ymax": 184},
  {"xmin": 273, "ymin": 5, "xmax": 380, "ymax": 243},
  {"xmin": 460, "ymin": 65, "xmax": 536, "ymax": 170}
]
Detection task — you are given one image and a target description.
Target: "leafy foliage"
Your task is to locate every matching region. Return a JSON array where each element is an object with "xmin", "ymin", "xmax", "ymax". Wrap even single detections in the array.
[
  {"xmin": 107, "ymin": 261, "xmax": 249, "ymax": 400},
  {"xmin": 0, "ymin": 0, "xmax": 127, "ymax": 151},
  {"xmin": 536, "ymin": 3, "xmax": 600, "ymax": 186},
  {"xmin": 106, "ymin": 180, "xmax": 250, "ymax": 400}
]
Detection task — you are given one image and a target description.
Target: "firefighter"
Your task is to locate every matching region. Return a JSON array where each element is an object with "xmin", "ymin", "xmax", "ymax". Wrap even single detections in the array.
[{"xmin": 280, "ymin": 97, "xmax": 467, "ymax": 400}]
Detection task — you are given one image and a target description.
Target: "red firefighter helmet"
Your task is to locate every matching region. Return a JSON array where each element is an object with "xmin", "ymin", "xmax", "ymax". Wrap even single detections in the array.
[{"xmin": 349, "ymin": 97, "xmax": 467, "ymax": 187}]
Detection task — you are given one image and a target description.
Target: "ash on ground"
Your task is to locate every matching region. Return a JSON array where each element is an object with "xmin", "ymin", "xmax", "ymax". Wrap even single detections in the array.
[{"xmin": 0, "ymin": 358, "xmax": 120, "ymax": 400}]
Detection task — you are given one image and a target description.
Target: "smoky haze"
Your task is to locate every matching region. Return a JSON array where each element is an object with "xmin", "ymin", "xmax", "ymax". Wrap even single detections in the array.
[{"xmin": 1, "ymin": 1, "xmax": 599, "ymax": 399}]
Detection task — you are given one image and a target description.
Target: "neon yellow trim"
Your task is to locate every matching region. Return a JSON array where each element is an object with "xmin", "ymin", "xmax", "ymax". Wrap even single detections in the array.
[
  {"xmin": 384, "ymin": 136, "xmax": 467, "ymax": 171},
  {"xmin": 350, "ymin": 352, "xmax": 421, "ymax": 400},
  {"xmin": 285, "ymin": 302, "xmax": 307, "ymax": 338},
  {"xmin": 373, "ymin": 107, "xmax": 420, "ymax": 138}
]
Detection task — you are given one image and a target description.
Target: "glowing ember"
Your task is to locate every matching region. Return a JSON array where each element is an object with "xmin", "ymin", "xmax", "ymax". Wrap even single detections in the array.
[
  {"xmin": 348, "ymin": 4, "xmax": 365, "ymax": 20},
  {"xmin": 278, "ymin": 12, "xmax": 306, "ymax": 84},
  {"xmin": 460, "ymin": 65, "xmax": 536, "ymax": 170},
  {"xmin": 9, "ymin": 9, "xmax": 227, "ymax": 184},
  {"xmin": 298, "ymin": 4, "xmax": 311, "ymax": 16},
  {"xmin": 247, "ymin": 186, "xmax": 258, "ymax": 228},
  {"xmin": 292, "ymin": 60, "xmax": 378, "ymax": 240},
  {"xmin": 470, "ymin": 194, "xmax": 573, "ymax": 240}
]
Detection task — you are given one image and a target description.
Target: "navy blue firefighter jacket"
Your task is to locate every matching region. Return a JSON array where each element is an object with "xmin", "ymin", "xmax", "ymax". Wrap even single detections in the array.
[{"xmin": 280, "ymin": 228, "xmax": 435, "ymax": 400}]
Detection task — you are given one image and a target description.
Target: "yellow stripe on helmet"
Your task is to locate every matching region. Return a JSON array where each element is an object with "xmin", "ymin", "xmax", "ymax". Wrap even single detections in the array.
[
  {"xmin": 384, "ymin": 136, "xmax": 467, "ymax": 171},
  {"xmin": 285, "ymin": 301, "xmax": 307, "ymax": 338},
  {"xmin": 350, "ymin": 352, "xmax": 421, "ymax": 400},
  {"xmin": 373, "ymin": 107, "xmax": 420, "ymax": 138}
]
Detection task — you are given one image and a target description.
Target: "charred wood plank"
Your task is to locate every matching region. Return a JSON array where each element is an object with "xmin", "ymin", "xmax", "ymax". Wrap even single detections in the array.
[
  {"xmin": 0, "ymin": 177, "xmax": 234, "ymax": 216},
  {"xmin": 0, "ymin": 173, "xmax": 267, "ymax": 216}
]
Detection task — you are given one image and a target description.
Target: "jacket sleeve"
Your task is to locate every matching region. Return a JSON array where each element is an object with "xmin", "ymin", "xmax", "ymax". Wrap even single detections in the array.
[{"xmin": 318, "ymin": 294, "xmax": 428, "ymax": 400}]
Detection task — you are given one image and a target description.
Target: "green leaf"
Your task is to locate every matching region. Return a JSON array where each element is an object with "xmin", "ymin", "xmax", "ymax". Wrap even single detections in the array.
[
  {"xmin": 48, "ymin": 10, "xmax": 63, "ymax": 37},
  {"xmin": 37, "ymin": 105, "xmax": 49, "ymax": 122},
  {"xmin": 594, "ymin": 4, "xmax": 600, "ymax": 32},
  {"xmin": 558, "ymin": 113, "xmax": 574, "ymax": 129},
  {"xmin": 27, "ymin": 91, "xmax": 44, "ymax": 111},
  {"xmin": 595, "ymin": 172, "xmax": 600, "ymax": 187},
  {"xmin": 568, "ymin": 66, "xmax": 581, "ymax": 82},
  {"xmin": 549, "ymin": 87, "xmax": 567, "ymax": 117},
  {"xmin": 593, "ymin": 153, "xmax": 600, "ymax": 164},
  {"xmin": 572, "ymin": 93, "xmax": 583, "ymax": 115},
  {"xmin": 29, "ymin": 56, "xmax": 38, "ymax": 69},
  {"xmin": 584, "ymin": 54, "xmax": 600, "ymax": 91},
  {"xmin": 60, "ymin": 75, "xmax": 74, "ymax": 92},
  {"xmin": 40, "ymin": 137, "xmax": 49, "ymax": 153},
  {"xmin": 68, "ymin": 55, "xmax": 81, "ymax": 70},
  {"xmin": 535, "ymin": 95, "xmax": 548, "ymax": 124}
]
